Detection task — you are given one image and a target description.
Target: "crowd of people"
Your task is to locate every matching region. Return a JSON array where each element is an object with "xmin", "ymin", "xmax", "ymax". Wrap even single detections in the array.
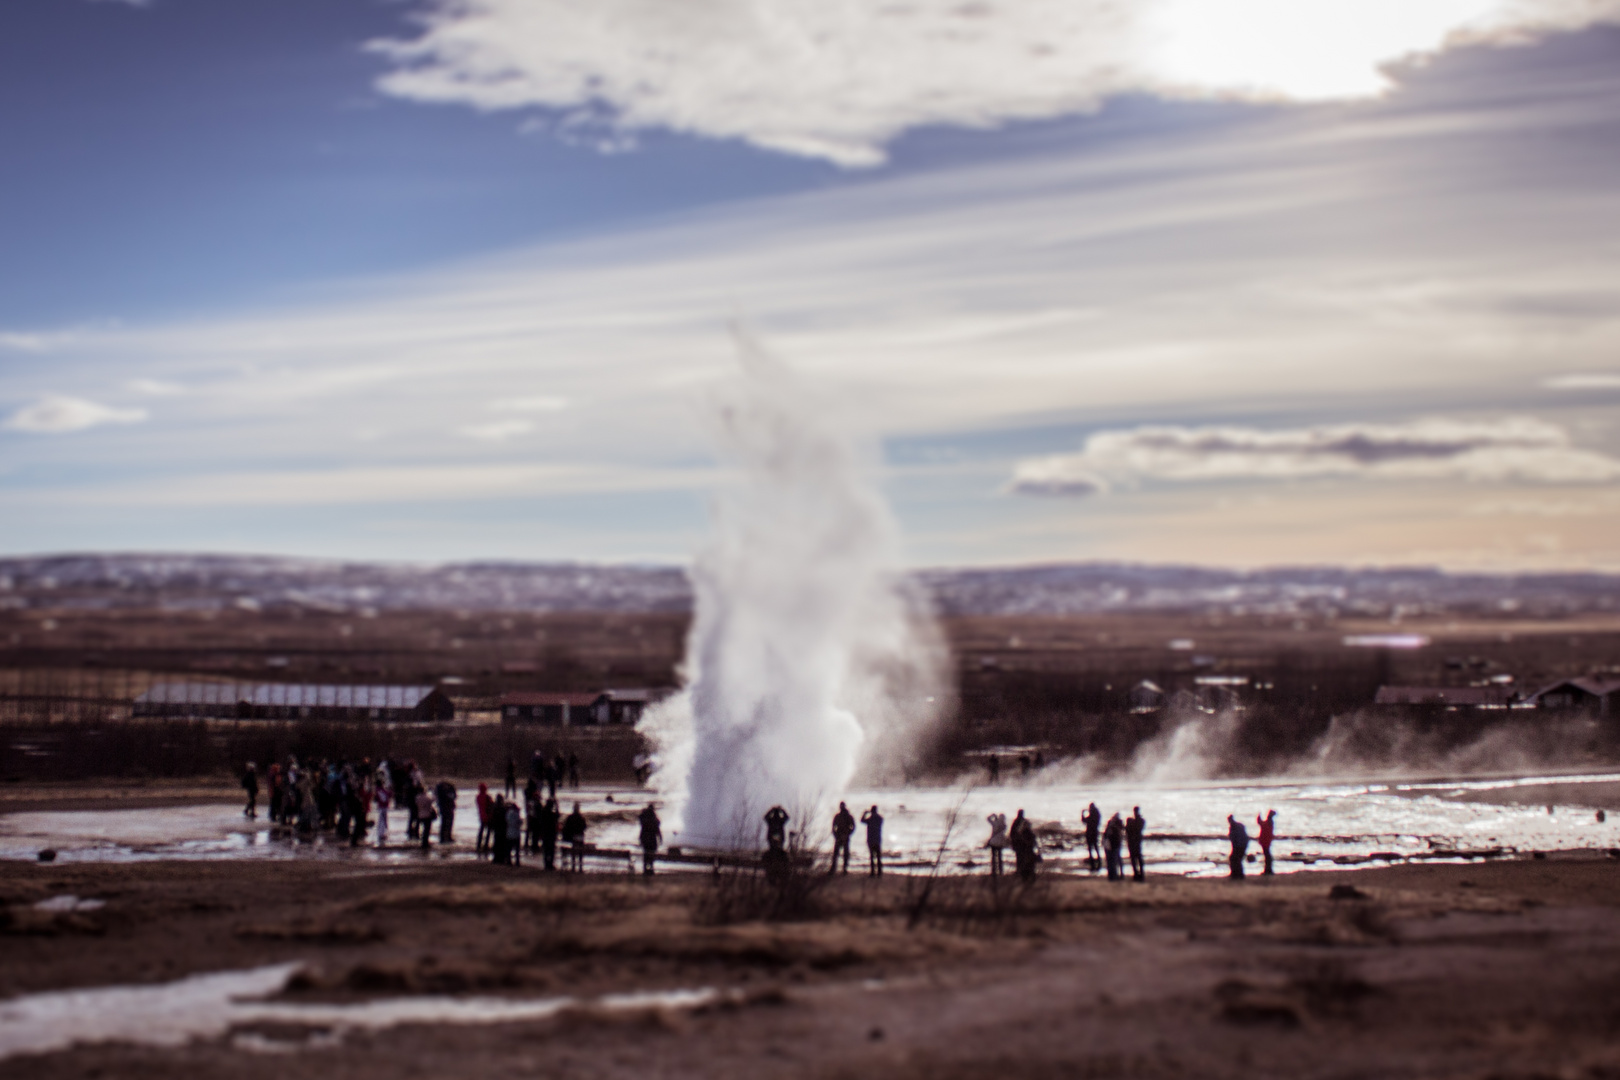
[
  {"xmin": 241, "ymin": 756, "xmax": 457, "ymax": 849},
  {"xmin": 244, "ymin": 756, "xmax": 1281, "ymax": 883}
]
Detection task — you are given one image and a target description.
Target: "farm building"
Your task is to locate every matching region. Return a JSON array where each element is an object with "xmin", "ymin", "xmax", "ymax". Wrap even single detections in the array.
[
  {"xmin": 500, "ymin": 688, "xmax": 672, "ymax": 725},
  {"xmin": 1526, "ymin": 676, "xmax": 1620, "ymax": 716},
  {"xmin": 133, "ymin": 682, "xmax": 455, "ymax": 722}
]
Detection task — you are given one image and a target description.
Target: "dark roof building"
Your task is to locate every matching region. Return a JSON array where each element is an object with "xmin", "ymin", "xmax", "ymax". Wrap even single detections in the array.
[{"xmin": 133, "ymin": 682, "xmax": 454, "ymax": 721}]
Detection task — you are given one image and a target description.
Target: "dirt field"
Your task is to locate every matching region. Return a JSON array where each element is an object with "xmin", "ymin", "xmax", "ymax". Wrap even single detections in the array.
[{"xmin": 4, "ymin": 840, "xmax": 1620, "ymax": 1079}]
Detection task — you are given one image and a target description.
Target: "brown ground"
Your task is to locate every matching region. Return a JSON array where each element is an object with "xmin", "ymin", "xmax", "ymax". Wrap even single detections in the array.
[{"xmin": 4, "ymin": 843, "xmax": 1620, "ymax": 1079}]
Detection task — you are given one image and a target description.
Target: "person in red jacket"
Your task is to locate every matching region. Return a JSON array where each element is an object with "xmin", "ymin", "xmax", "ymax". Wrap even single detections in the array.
[{"xmin": 1256, "ymin": 809, "xmax": 1277, "ymax": 875}]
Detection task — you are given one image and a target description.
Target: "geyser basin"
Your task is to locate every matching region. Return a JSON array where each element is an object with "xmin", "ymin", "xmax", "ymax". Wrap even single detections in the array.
[{"xmin": 7, "ymin": 774, "xmax": 1616, "ymax": 874}]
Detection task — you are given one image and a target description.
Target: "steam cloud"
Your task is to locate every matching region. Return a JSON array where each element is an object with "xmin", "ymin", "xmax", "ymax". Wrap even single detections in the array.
[
  {"xmin": 640, "ymin": 338, "xmax": 945, "ymax": 848},
  {"xmin": 1009, "ymin": 417, "xmax": 1620, "ymax": 496},
  {"xmin": 370, "ymin": 0, "xmax": 1620, "ymax": 166}
]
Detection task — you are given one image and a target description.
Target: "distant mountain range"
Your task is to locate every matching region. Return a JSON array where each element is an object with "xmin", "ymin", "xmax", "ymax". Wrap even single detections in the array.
[{"xmin": 2, "ymin": 553, "xmax": 1617, "ymax": 619}]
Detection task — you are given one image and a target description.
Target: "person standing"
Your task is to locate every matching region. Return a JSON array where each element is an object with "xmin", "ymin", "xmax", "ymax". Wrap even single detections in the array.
[
  {"xmin": 562, "ymin": 802, "xmax": 587, "ymax": 872},
  {"xmin": 504, "ymin": 756, "xmax": 518, "ymax": 799},
  {"xmin": 1009, "ymin": 810, "xmax": 1038, "ymax": 880},
  {"xmin": 986, "ymin": 812, "xmax": 1008, "ymax": 877},
  {"xmin": 1126, "ymin": 806, "xmax": 1147, "ymax": 882},
  {"xmin": 1256, "ymin": 809, "xmax": 1277, "ymax": 875},
  {"xmin": 860, "ymin": 805, "xmax": 884, "ymax": 877},
  {"xmin": 638, "ymin": 803, "xmax": 662, "ymax": 876},
  {"xmin": 491, "ymin": 795, "xmax": 510, "ymax": 865},
  {"xmin": 416, "ymin": 787, "xmax": 436, "ymax": 850},
  {"xmin": 267, "ymin": 762, "xmax": 283, "ymax": 825},
  {"xmin": 539, "ymin": 797, "xmax": 560, "ymax": 871},
  {"xmin": 374, "ymin": 780, "xmax": 391, "ymax": 847},
  {"xmin": 830, "ymin": 802, "xmax": 856, "ymax": 875},
  {"xmin": 475, "ymin": 782, "xmax": 493, "ymax": 856},
  {"xmin": 1227, "ymin": 814, "xmax": 1249, "ymax": 879},
  {"xmin": 1103, "ymin": 813, "xmax": 1125, "ymax": 881},
  {"xmin": 567, "ymin": 751, "xmax": 581, "ymax": 789},
  {"xmin": 241, "ymin": 762, "xmax": 259, "ymax": 819},
  {"xmin": 505, "ymin": 799, "xmax": 523, "ymax": 867},
  {"xmin": 436, "ymin": 779, "xmax": 457, "ymax": 843},
  {"xmin": 1083, "ymin": 802, "xmax": 1102, "ymax": 872},
  {"xmin": 524, "ymin": 778, "xmax": 540, "ymax": 853},
  {"xmin": 349, "ymin": 770, "xmax": 370, "ymax": 847}
]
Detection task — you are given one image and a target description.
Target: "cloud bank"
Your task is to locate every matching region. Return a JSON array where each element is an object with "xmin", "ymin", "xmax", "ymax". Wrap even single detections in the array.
[
  {"xmin": 372, "ymin": 0, "xmax": 1620, "ymax": 165},
  {"xmin": 3, "ymin": 395, "xmax": 147, "ymax": 434},
  {"xmin": 1009, "ymin": 418, "xmax": 1620, "ymax": 495}
]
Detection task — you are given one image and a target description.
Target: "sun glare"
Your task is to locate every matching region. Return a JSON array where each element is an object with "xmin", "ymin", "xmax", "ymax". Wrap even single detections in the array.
[{"xmin": 1149, "ymin": 0, "xmax": 1519, "ymax": 100}]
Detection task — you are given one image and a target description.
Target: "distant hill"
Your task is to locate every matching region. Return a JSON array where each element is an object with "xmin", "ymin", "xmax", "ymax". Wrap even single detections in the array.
[{"xmin": 2, "ymin": 553, "xmax": 1618, "ymax": 619}]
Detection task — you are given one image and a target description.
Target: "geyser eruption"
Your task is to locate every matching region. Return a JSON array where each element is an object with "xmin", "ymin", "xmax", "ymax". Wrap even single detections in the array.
[{"xmin": 642, "ymin": 337, "xmax": 945, "ymax": 848}]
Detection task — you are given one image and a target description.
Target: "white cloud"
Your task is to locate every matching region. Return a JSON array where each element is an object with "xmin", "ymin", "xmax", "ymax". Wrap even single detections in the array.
[
  {"xmin": 3, "ymin": 395, "xmax": 148, "ymax": 434},
  {"xmin": 0, "ymin": 333, "xmax": 52, "ymax": 353},
  {"xmin": 490, "ymin": 395, "xmax": 570, "ymax": 413},
  {"xmin": 1009, "ymin": 417, "xmax": 1620, "ymax": 495},
  {"xmin": 371, "ymin": 0, "xmax": 1620, "ymax": 165},
  {"xmin": 1543, "ymin": 372, "xmax": 1620, "ymax": 390},
  {"xmin": 127, "ymin": 378, "xmax": 187, "ymax": 396},
  {"xmin": 455, "ymin": 419, "xmax": 535, "ymax": 442}
]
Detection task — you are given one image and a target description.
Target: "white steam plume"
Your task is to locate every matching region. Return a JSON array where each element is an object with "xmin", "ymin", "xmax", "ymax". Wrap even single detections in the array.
[{"xmin": 641, "ymin": 336, "xmax": 946, "ymax": 848}]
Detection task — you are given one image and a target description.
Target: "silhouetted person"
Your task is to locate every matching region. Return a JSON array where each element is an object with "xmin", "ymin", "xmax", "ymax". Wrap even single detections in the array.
[
  {"xmin": 1103, "ymin": 813, "xmax": 1125, "ymax": 881},
  {"xmin": 1009, "ymin": 809, "xmax": 1038, "ymax": 880},
  {"xmin": 639, "ymin": 804, "xmax": 662, "ymax": 876},
  {"xmin": 553, "ymin": 753, "xmax": 566, "ymax": 795},
  {"xmin": 562, "ymin": 802, "xmax": 587, "ymax": 871},
  {"xmin": 830, "ymin": 802, "xmax": 856, "ymax": 874},
  {"xmin": 530, "ymin": 749, "xmax": 544, "ymax": 783},
  {"xmin": 987, "ymin": 755, "xmax": 1000, "ymax": 785},
  {"xmin": 505, "ymin": 756, "xmax": 517, "ymax": 799},
  {"xmin": 505, "ymin": 799, "xmax": 523, "ymax": 867},
  {"xmin": 539, "ymin": 797, "xmax": 560, "ymax": 871},
  {"xmin": 567, "ymin": 751, "xmax": 580, "ymax": 789},
  {"xmin": 1257, "ymin": 809, "xmax": 1276, "ymax": 875},
  {"xmin": 524, "ymin": 778, "xmax": 540, "ymax": 851},
  {"xmin": 476, "ymin": 782, "xmax": 494, "ymax": 856},
  {"xmin": 1083, "ymin": 802, "xmax": 1102, "ymax": 872},
  {"xmin": 1126, "ymin": 806, "xmax": 1146, "ymax": 882},
  {"xmin": 241, "ymin": 762, "xmax": 258, "ymax": 819},
  {"xmin": 1227, "ymin": 814, "xmax": 1249, "ymax": 879},
  {"xmin": 415, "ymin": 787, "xmax": 436, "ymax": 850},
  {"xmin": 986, "ymin": 812, "xmax": 1008, "ymax": 877},
  {"xmin": 492, "ymin": 795, "xmax": 510, "ymax": 865},
  {"xmin": 861, "ymin": 805, "xmax": 884, "ymax": 877},
  {"xmin": 764, "ymin": 805, "xmax": 789, "ymax": 852},
  {"xmin": 436, "ymin": 779, "xmax": 457, "ymax": 843}
]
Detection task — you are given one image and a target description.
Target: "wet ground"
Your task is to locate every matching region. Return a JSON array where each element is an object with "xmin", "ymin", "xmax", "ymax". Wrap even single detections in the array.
[{"xmin": 4, "ymin": 852, "xmax": 1620, "ymax": 1079}]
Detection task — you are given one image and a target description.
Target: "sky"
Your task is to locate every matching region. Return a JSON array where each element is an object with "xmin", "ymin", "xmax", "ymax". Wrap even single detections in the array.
[{"xmin": 3, "ymin": 0, "xmax": 1620, "ymax": 571}]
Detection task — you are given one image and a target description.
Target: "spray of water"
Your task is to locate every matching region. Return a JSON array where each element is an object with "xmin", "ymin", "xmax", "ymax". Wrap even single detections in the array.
[{"xmin": 639, "ymin": 336, "xmax": 946, "ymax": 848}]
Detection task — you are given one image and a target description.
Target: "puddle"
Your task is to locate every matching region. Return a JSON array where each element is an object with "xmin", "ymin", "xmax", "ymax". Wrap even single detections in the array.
[
  {"xmin": 32, "ymin": 895, "xmax": 104, "ymax": 913},
  {"xmin": 0, "ymin": 963, "xmax": 721, "ymax": 1060}
]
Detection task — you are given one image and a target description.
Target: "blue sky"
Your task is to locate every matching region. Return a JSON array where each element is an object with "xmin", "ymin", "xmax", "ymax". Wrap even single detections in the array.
[{"xmin": 4, "ymin": 0, "xmax": 1620, "ymax": 570}]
